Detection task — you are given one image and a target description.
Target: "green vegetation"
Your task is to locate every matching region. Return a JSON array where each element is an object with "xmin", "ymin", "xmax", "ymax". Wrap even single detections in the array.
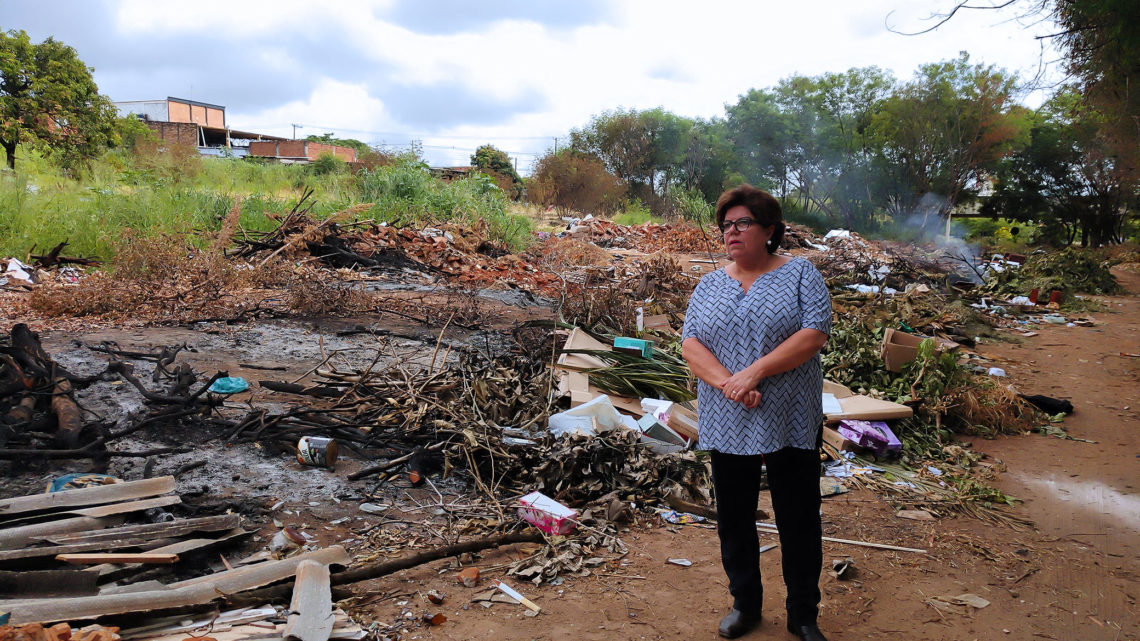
[
  {"xmin": 471, "ymin": 144, "xmax": 524, "ymax": 199},
  {"xmin": 0, "ymin": 29, "xmax": 118, "ymax": 172},
  {"xmin": 981, "ymin": 247, "xmax": 1123, "ymax": 297},
  {"xmin": 612, "ymin": 200, "xmax": 658, "ymax": 226},
  {"xmin": 357, "ymin": 159, "xmax": 533, "ymax": 250},
  {"xmin": 0, "ymin": 147, "xmax": 534, "ymax": 259}
]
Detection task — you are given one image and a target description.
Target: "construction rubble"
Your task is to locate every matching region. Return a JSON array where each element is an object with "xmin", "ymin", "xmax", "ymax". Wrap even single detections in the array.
[{"xmin": 1, "ymin": 204, "xmax": 1132, "ymax": 637}]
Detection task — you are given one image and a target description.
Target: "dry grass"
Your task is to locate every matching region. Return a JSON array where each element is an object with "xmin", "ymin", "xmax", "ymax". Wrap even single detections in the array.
[
  {"xmin": 533, "ymin": 238, "xmax": 613, "ymax": 269},
  {"xmin": 28, "ymin": 230, "xmax": 289, "ymax": 321}
]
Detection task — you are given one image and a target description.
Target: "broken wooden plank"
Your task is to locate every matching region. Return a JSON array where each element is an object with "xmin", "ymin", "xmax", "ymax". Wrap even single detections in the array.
[
  {"xmin": 0, "ymin": 515, "xmax": 126, "ymax": 550},
  {"xmin": 0, "ymin": 477, "xmax": 176, "ymax": 519},
  {"xmin": 90, "ymin": 528, "xmax": 251, "ymax": 580},
  {"xmin": 64, "ymin": 496, "xmax": 181, "ymax": 520},
  {"xmin": 0, "ymin": 546, "xmax": 349, "ymax": 624},
  {"xmin": 57, "ymin": 553, "xmax": 179, "ymax": 565},
  {"xmin": 97, "ymin": 580, "xmax": 169, "ymax": 595},
  {"xmin": 117, "ymin": 605, "xmax": 278, "ymax": 640},
  {"xmin": 166, "ymin": 545, "xmax": 349, "ymax": 591},
  {"xmin": 123, "ymin": 608, "xmax": 363, "ymax": 641},
  {"xmin": 0, "ymin": 536, "xmax": 183, "ymax": 563},
  {"xmin": 0, "ymin": 569, "xmax": 99, "ymax": 598},
  {"xmin": 283, "ymin": 560, "xmax": 334, "ymax": 641},
  {"xmin": 0, "ymin": 496, "xmax": 179, "ymax": 533},
  {"xmin": 44, "ymin": 514, "xmax": 241, "ymax": 545}
]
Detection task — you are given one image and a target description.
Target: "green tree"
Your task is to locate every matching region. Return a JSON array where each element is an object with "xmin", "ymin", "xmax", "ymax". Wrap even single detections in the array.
[
  {"xmin": 983, "ymin": 89, "xmax": 1137, "ymax": 246},
  {"xmin": 470, "ymin": 144, "xmax": 523, "ymax": 198},
  {"xmin": 568, "ymin": 107, "xmax": 694, "ymax": 209},
  {"xmin": 726, "ymin": 67, "xmax": 896, "ymax": 230},
  {"xmin": 304, "ymin": 133, "xmax": 370, "ymax": 155},
  {"xmin": 871, "ymin": 53, "xmax": 1024, "ymax": 225},
  {"xmin": 0, "ymin": 29, "xmax": 117, "ymax": 172},
  {"xmin": 1049, "ymin": 0, "xmax": 1140, "ymax": 181}
]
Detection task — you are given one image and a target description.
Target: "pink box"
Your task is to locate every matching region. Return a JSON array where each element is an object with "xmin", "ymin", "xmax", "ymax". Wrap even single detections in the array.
[{"xmin": 517, "ymin": 491, "xmax": 577, "ymax": 535}]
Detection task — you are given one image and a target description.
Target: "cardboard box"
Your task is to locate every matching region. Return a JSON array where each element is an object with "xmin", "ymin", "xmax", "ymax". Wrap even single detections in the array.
[
  {"xmin": 614, "ymin": 337, "xmax": 653, "ymax": 358},
  {"xmin": 880, "ymin": 328, "xmax": 960, "ymax": 372},
  {"xmin": 518, "ymin": 491, "xmax": 577, "ymax": 535}
]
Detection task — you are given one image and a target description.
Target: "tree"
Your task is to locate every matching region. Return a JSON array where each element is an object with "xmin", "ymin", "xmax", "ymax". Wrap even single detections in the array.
[
  {"xmin": 893, "ymin": 1, "xmax": 1140, "ymax": 180},
  {"xmin": 528, "ymin": 149, "xmax": 626, "ymax": 215},
  {"xmin": 1048, "ymin": 0, "xmax": 1140, "ymax": 181},
  {"xmin": 304, "ymin": 133, "xmax": 370, "ymax": 154},
  {"xmin": 726, "ymin": 68, "xmax": 896, "ymax": 230},
  {"xmin": 471, "ymin": 144, "xmax": 523, "ymax": 198},
  {"xmin": 983, "ymin": 89, "xmax": 1137, "ymax": 246},
  {"xmin": 568, "ymin": 108, "xmax": 694, "ymax": 210},
  {"xmin": 0, "ymin": 30, "xmax": 117, "ymax": 172},
  {"xmin": 871, "ymin": 53, "xmax": 1024, "ymax": 225}
]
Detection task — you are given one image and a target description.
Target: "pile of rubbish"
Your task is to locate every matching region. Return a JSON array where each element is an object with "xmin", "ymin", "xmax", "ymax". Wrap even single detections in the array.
[{"xmin": 3, "ymin": 195, "xmax": 1127, "ymax": 631}]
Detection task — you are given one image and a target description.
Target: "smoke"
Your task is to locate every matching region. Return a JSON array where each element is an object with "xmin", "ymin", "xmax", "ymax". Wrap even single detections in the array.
[{"xmin": 902, "ymin": 193, "xmax": 986, "ymax": 283}]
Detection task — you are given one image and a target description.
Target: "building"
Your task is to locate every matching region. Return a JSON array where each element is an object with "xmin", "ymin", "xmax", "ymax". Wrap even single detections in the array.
[
  {"xmin": 247, "ymin": 140, "xmax": 357, "ymax": 163},
  {"xmin": 113, "ymin": 96, "xmax": 356, "ymax": 162}
]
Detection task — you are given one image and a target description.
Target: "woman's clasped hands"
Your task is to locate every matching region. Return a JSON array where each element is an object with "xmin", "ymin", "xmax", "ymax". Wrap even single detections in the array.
[{"xmin": 720, "ymin": 369, "xmax": 762, "ymax": 409}]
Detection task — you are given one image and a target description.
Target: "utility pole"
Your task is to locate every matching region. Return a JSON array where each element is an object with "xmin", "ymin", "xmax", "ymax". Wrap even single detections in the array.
[
  {"xmin": 553, "ymin": 137, "xmax": 558, "ymax": 153},
  {"xmin": 291, "ymin": 123, "xmax": 303, "ymax": 140}
]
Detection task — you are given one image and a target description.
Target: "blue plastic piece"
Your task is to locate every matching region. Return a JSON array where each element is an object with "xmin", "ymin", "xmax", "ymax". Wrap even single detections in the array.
[
  {"xmin": 208, "ymin": 376, "xmax": 250, "ymax": 394},
  {"xmin": 48, "ymin": 473, "xmax": 118, "ymax": 493}
]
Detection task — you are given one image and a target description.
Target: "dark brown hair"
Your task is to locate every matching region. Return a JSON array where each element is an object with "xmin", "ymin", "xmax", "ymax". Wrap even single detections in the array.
[{"xmin": 714, "ymin": 184, "xmax": 784, "ymax": 254}]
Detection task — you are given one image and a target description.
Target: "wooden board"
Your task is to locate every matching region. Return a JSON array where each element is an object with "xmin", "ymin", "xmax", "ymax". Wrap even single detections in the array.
[
  {"xmin": 125, "ymin": 608, "xmax": 364, "ymax": 641},
  {"xmin": 44, "ymin": 514, "xmax": 241, "ymax": 545},
  {"xmin": 0, "ymin": 535, "xmax": 183, "ymax": 563},
  {"xmin": 0, "ymin": 515, "xmax": 125, "ymax": 551},
  {"xmin": 0, "ymin": 477, "xmax": 176, "ymax": 519},
  {"xmin": 283, "ymin": 560, "xmax": 334, "ymax": 641},
  {"xmin": 90, "ymin": 528, "xmax": 251, "ymax": 579},
  {"xmin": 2, "ymin": 545, "xmax": 349, "ymax": 624},
  {"xmin": 0, "ymin": 496, "xmax": 181, "ymax": 533},
  {"xmin": 57, "ymin": 553, "xmax": 179, "ymax": 565},
  {"xmin": 0, "ymin": 569, "xmax": 99, "ymax": 598}
]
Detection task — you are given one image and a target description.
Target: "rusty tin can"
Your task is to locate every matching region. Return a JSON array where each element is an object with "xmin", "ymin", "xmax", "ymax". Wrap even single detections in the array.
[{"xmin": 297, "ymin": 436, "xmax": 339, "ymax": 469}]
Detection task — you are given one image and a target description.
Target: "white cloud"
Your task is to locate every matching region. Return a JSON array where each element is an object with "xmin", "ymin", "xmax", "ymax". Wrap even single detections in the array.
[{"xmin": 6, "ymin": 0, "xmax": 1063, "ymax": 166}]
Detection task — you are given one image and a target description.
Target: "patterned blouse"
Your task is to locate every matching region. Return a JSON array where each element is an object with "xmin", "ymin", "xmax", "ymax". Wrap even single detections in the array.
[{"xmin": 682, "ymin": 257, "xmax": 832, "ymax": 454}]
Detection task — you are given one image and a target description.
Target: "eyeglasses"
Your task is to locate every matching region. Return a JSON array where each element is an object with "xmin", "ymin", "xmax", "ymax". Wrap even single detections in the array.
[{"xmin": 718, "ymin": 218, "xmax": 758, "ymax": 233}]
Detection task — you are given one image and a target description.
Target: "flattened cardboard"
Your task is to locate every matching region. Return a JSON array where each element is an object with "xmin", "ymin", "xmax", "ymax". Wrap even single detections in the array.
[
  {"xmin": 822, "ymin": 380, "xmax": 912, "ymax": 422},
  {"xmin": 555, "ymin": 328, "xmax": 610, "ymax": 371}
]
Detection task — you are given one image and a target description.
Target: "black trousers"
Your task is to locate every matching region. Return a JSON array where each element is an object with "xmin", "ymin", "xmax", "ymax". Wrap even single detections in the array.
[{"xmin": 710, "ymin": 447, "xmax": 822, "ymax": 627}]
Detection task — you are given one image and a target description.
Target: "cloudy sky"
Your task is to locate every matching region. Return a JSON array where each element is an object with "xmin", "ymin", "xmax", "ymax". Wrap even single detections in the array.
[{"xmin": 2, "ymin": 1, "xmax": 1062, "ymax": 170}]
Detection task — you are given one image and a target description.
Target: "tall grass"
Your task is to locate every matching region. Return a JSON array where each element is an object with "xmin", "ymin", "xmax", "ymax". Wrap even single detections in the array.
[
  {"xmin": 358, "ymin": 160, "xmax": 534, "ymax": 250},
  {"xmin": 0, "ymin": 145, "xmax": 534, "ymax": 260}
]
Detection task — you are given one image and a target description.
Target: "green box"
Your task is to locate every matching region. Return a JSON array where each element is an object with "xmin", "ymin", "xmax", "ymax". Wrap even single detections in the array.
[{"xmin": 613, "ymin": 337, "xmax": 653, "ymax": 359}]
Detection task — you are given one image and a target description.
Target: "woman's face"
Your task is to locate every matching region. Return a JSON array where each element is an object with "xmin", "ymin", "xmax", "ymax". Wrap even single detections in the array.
[{"xmin": 721, "ymin": 205, "xmax": 774, "ymax": 262}]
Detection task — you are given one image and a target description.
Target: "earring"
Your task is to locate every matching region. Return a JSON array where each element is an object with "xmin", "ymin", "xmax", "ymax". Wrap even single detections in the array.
[{"xmin": 766, "ymin": 239, "xmax": 774, "ymax": 247}]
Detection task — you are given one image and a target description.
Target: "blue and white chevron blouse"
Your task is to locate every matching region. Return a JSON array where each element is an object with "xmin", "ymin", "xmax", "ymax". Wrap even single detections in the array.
[{"xmin": 682, "ymin": 257, "xmax": 832, "ymax": 454}]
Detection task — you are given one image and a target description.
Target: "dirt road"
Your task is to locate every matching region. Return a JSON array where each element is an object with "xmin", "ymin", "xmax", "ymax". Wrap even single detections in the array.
[{"xmin": 354, "ymin": 269, "xmax": 1138, "ymax": 641}]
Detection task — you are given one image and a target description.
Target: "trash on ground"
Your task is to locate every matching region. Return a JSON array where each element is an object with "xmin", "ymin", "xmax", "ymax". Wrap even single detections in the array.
[{"xmin": 517, "ymin": 491, "xmax": 578, "ymax": 535}]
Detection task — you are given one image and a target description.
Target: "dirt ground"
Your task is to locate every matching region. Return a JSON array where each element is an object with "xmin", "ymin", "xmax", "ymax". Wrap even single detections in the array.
[
  {"xmin": 334, "ymin": 269, "xmax": 1140, "ymax": 641},
  {"xmin": 3, "ymin": 268, "xmax": 1137, "ymax": 640}
]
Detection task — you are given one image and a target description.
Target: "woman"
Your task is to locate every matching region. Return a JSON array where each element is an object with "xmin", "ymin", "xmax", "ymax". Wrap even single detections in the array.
[{"xmin": 682, "ymin": 185, "xmax": 831, "ymax": 641}]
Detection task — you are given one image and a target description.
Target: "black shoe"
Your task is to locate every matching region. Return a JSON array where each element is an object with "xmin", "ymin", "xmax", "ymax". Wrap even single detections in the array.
[
  {"xmin": 787, "ymin": 622, "xmax": 828, "ymax": 641},
  {"xmin": 718, "ymin": 608, "xmax": 761, "ymax": 638}
]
